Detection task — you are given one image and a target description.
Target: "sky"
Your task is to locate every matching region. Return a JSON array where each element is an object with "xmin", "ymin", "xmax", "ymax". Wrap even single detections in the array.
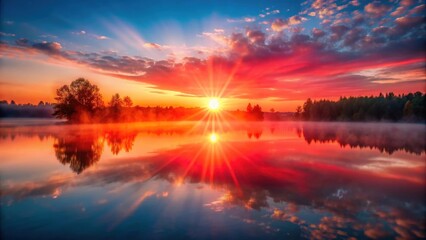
[{"xmin": 0, "ymin": 0, "xmax": 425, "ymax": 111}]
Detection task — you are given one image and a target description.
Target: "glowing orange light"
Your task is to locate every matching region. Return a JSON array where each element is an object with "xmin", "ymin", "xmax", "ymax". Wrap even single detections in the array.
[
  {"xmin": 208, "ymin": 98, "xmax": 220, "ymax": 111},
  {"xmin": 209, "ymin": 133, "xmax": 218, "ymax": 143}
]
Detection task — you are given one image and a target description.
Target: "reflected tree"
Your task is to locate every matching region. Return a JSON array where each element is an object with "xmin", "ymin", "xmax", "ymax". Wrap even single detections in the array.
[
  {"xmin": 53, "ymin": 135, "xmax": 104, "ymax": 174},
  {"xmin": 302, "ymin": 123, "xmax": 426, "ymax": 155},
  {"xmin": 105, "ymin": 130, "xmax": 137, "ymax": 155},
  {"xmin": 247, "ymin": 128, "xmax": 263, "ymax": 139}
]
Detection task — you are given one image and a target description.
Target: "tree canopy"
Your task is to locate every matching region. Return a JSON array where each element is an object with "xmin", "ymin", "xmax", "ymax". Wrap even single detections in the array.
[{"xmin": 53, "ymin": 78, "xmax": 104, "ymax": 122}]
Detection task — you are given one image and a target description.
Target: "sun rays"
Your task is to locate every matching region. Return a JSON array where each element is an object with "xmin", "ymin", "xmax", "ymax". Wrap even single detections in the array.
[
  {"xmin": 209, "ymin": 132, "xmax": 218, "ymax": 143},
  {"xmin": 127, "ymin": 59, "xmax": 250, "ymax": 213},
  {"xmin": 208, "ymin": 98, "xmax": 220, "ymax": 111}
]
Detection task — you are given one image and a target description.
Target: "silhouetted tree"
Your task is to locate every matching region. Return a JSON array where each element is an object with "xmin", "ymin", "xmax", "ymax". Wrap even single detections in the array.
[
  {"xmin": 252, "ymin": 104, "xmax": 264, "ymax": 120},
  {"xmin": 247, "ymin": 103, "xmax": 253, "ymax": 113},
  {"xmin": 123, "ymin": 96, "xmax": 133, "ymax": 108},
  {"xmin": 295, "ymin": 106, "xmax": 302, "ymax": 119},
  {"xmin": 53, "ymin": 78, "xmax": 104, "ymax": 122},
  {"xmin": 303, "ymin": 98, "xmax": 312, "ymax": 120},
  {"xmin": 245, "ymin": 103, "xmax": 264, "ymax": 121}
]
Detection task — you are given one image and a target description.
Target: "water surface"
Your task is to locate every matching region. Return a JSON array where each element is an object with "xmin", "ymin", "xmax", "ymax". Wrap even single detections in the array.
[{"xmin": 1, "ymin": 120, "xmax": 425, "ymax": 239}]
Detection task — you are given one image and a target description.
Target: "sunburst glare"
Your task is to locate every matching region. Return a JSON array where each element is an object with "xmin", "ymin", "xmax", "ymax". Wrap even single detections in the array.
[
  {"xmin": 208, "ymin": 98, "xmax": 220, "ymax": 111},
  {"xmin": 209, "ymin": 133, "xmax": 218, "ymax": 143}
]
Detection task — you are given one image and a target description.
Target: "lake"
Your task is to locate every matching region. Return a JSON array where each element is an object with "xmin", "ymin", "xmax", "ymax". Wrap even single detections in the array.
[{"xmin": 0, "ymin": 120, "xmax": 425, "ymax": 239}]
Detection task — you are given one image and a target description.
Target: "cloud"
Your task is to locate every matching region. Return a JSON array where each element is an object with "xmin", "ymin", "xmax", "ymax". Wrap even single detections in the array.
[
  {"xmin": 312, "ymin": 28, "xmax": 326, "ymax": 38},
  {"xmin": 73, "ymin": 30, "xmax": 86, "ymax": 35},
  {"xmin": 96, "ymin": 35, "xmax": 109, "ymax": 40},
  {"xmin": 201, "ymin": 30, "xmax": 228, "ymax": 45},
  {"xmin": 244, "ymin": 17, "xmax": 255, "ymax": 22},
  {"xmin": 400, "ymin": 0, "xmax": 415, "ymax": 7},
  {"xmin": 32, "ymin": 41, "xmax": 62, "ymax": 54},
  {"xmin": 271, "ymin": 16, "xmax": 306, "ymax": 32},
  {"xmin": 72, "ymin": 30, "xmax": 109, "ymax": 40},
  {"xmin": 330, "ymin": 25, "xmax": 350, "ymax": 38},
  {"xmin": 364, "ymin": 2, "xmax": 392, "ymax": 18},
  {"xmin": 409, "ymin": 4, "xmax": 425, "ymax": 15},
  {"xmin": 143, "ymin": 42, "xmax": 162, "ymax": 50},
  {"xmin": 0, "ymin": 32, "xmax": 15, "ymax": 37},
  {"xmin": 227, "ymin": 17, "xmax": 256, "ymax": 23},
  {"xmin": 246, "ymin": 30, "xmax": 265, "ymax": 45},
  {"xmin": 271, "ymin": 18, "xmax": 289, "ymax": 32},
  {"xmin": 288, "ymin": 16, "xmax": 306, "ymax": 25},
  {"xmin": 391, "ymin": 6, "xmax": 406, "ymax": 17},
  {"xmin": 15, "ymin": 38, "xmax": 30, "ymax": 46},
  {"xmin": 40, "ymin": 34, "xmax": 58, "ymax": 39}
]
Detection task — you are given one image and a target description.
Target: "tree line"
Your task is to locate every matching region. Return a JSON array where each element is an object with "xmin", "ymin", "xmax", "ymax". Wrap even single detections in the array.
[
  {"xmin": 52, "ymin": 78, "xmax": 211, "ymax": 123},
  {"xmin": 297, "ymin": 92, "xmax": 425, "ymax": 122},
  {"xmin": 52, "ymin": 78, "xmax": 266, "ymax": 123},
  {"xmin": 0, "ymin": 100, "xmax": 54, "ymax": 118}
]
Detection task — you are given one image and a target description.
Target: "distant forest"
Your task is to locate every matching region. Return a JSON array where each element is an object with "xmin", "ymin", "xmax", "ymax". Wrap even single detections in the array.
[
  {"xmin": 1, "ymin": 78, "xmax": 424, "ymax": 123},
  {"xmin": 0, "ymin": 100, "xmax": 54, "ymax": 118},
  {"xmin": 297, "ymin": 92, "xmax": 425, "ymax": 122}
]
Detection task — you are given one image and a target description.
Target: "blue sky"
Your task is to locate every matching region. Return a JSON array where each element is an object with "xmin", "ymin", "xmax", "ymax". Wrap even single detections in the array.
[{"xmin": 1, "ymin": 0, "xmax": 304, "ymax": 54}]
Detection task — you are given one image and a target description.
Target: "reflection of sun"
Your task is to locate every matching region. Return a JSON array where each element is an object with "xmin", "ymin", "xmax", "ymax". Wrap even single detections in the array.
[
  {"xmin": 208, "ymin": 98, "xmax": 220, "ymax": 111},
  {"xmin": 209, "ymin": 133, "xmax": 218, "ymax": 143}
]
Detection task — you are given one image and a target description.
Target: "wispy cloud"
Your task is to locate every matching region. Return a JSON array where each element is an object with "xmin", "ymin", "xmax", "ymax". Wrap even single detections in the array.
[
  {"xmin": 72, "ymin": 30, "xmax": 109, "ymax": 40},
  {"xmin": 227, "ymin": 17, "xmax": 256, "ymax": 23},
  {"xmin": 0, "ymin": 32, "xmax": 15, "ymax": 37}
]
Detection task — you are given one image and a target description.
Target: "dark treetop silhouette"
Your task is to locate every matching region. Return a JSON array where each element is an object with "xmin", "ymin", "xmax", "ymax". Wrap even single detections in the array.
[{"xmin": 298, "ymin": 92, "xmax": 425, "ymax": 122}]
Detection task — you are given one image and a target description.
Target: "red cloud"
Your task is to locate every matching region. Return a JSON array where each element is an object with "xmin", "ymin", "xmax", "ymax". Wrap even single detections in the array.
[{"xmin": 364, "ymin": 2, "xmax": 392, "ymax": 18}]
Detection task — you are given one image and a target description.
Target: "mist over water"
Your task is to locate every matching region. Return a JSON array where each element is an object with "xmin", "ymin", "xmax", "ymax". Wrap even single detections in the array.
[{"xmin": 1, "ymin": 120, "xmax": 425, "ymax": 239}]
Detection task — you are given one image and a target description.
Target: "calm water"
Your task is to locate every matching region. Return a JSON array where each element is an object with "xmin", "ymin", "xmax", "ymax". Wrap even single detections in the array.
[{"xmin": 0, "ymin": 120, "xmax": 425, "ymax": 239}]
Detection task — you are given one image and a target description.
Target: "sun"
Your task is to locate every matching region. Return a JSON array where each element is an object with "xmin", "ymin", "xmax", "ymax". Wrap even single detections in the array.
[
  {"xmin": 208, "ymin": 98, "xmax": 220, "ymax": 111},
  {"xmin": 209, "ymin": 133, "xmax": 218, "ymax": 143}
]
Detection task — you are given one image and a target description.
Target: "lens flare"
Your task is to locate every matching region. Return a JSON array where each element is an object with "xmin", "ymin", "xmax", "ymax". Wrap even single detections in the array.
[
  {"xmin": 208, "ymin": 98, "xmax": 220, "ymax": 111},
  {"xmin": 209, "ymin": 133, "xmax": 218, "ymax": 143}
]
